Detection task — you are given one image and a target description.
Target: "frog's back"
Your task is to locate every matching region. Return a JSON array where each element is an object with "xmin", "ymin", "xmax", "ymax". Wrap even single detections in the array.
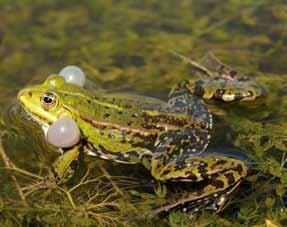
[
  {"xmin": 102, "ymin": 92, "xmax": 171, "ymax": 112},
  {"xmin": 66, "ymin": 90, "xmax": 204, "ymax": 159},
  {"xmin": 82, "ymin": 91, "xmax": 193, "ymax": 131}
]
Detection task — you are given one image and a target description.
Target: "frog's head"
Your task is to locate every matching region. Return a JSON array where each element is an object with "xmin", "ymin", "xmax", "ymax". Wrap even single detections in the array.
[{"xmin": 17, "ymin": 75, "xmax": 84, "ymax": 127}]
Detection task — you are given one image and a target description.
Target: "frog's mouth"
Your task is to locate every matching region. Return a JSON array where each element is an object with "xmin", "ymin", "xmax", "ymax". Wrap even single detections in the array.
[
  {"xmin": 18, "ymin": 100, "xmax": 50, "ymax": 136},
  {"xmin": 17, "ymin": 89, "xmax": 52, "ymax": 136}
]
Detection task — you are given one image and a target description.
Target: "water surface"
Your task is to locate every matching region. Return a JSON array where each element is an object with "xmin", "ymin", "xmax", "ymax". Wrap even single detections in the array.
[{"xmin": 0, "ymin": 1, "xmax": 287, "ymax": 226}]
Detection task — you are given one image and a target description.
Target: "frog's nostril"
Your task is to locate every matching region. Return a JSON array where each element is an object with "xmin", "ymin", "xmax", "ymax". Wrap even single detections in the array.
[
  {"xmin": 17, "ymin": 89, "xmax": 30, "ymax": 100},
  {"xmin": 17, "ymin": 90, "xmax": 24, "ymax": 100}
]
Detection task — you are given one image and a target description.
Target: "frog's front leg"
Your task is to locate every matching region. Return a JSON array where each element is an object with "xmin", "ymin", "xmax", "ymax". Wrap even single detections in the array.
[
  {"xmin": 150, "ymin": 154, "xmax": 248, "ymax": 213},
  {"xmin": 48, "ymin": 144, "xmax": 82, "ymax": 184}
]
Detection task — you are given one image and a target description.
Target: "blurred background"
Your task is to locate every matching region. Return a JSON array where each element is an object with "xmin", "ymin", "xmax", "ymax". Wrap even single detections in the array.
[{"xmin": 0, "ymin": 0, "xmax": 286, "ymax": 106}]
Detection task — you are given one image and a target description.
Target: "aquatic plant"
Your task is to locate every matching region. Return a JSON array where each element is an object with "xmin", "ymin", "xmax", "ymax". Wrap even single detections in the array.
[{"xmin": 0, "ymin": 0, "xmax": 287, "ymax": 226}]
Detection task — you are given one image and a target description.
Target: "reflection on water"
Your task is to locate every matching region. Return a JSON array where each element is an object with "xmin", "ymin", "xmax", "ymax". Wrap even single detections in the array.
[{"xmin": 2, "ymin": 102, "xmax": 58, "ymax": 172}]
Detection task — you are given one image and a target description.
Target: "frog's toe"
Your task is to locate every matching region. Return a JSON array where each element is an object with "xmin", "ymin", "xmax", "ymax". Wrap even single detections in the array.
[{"xmin": 201, "ymin": 148, "xmax": 254, "ymax": 169}]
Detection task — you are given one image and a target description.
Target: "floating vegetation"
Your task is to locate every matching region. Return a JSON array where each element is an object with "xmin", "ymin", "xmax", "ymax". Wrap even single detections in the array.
[
  {"xmin": 0, "ymin": 137, "xmax": 125, "ymax": 226},
  {"xmin": 0, "ymin": 0, "xmax": 287, "ymax": 226}
]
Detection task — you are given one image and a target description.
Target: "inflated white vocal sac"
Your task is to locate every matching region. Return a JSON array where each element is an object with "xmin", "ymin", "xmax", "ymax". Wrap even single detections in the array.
[
  {"xmin": 59, "ymin": 65, "xmax": 86, "ymax": 87},
  {"xmin": 46, "ymin": 118, "xmax": 81, "ymax": 148}
]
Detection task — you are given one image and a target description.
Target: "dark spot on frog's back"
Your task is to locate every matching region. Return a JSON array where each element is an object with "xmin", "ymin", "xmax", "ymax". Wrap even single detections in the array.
[
  {"xmin": 210, "ymin": 179, "xmax": 225, "ymax": 189},
  {"xmin": 143, "ymin": 112, "xmax": 187, "ymax": 127},
  {"xmin": 186, "ymin": 172, "xmax": 198, "ymax": 181},
  {"xmin": 224, "ymin": 173, "xmax": 235, "ymax": 184},
  {"xmin": 236, "ymin": 164, "xmax": 244, "ymax": 174},
  {"xmin": 211, "ymin": 159, "xmax": 227, "ymax": 169},
  {"xmin": 104, "ymin": 113, "xmax": 110, "ymax": 118},
  {"xmin": 162, "ymin": 169, "xmax": 172, "ymax": 176}
]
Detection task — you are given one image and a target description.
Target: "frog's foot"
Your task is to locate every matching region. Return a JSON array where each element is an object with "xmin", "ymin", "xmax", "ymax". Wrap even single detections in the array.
[
  {"xmin": 150, "ymin": 179, "xmax": 241, "ymax": 216},
  {"xmin": 150, "ymin": 155, "xmax": 248, "ymax": 214},
  {"xmin": 48, "ymin": 145, "xmax": 82, "ymax": 184},
  {"xmin": 176, "ymin": 179, "xmax": 242, "ymax": 214}
]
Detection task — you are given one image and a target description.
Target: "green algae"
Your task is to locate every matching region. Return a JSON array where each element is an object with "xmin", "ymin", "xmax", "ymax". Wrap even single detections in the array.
[{"xmin": 0, "ymin": 0, "xmax": 287, "ymax": 226}]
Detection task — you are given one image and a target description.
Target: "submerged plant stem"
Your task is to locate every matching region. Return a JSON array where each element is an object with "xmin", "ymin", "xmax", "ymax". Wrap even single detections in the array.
[
  {"xmin": 56, "ymin": 186, "xmax": 76, "ymax": 209},
  {"xmin": 4, "ymin": 166, "xmax": 44, "ymax": 180},
  {"xmin": 100, "ymin": 165, "xmax": 124, "ymax": 196},
  {"xmin": 0, "ymin": 138, "xmax": 28, "ymax": 206}
]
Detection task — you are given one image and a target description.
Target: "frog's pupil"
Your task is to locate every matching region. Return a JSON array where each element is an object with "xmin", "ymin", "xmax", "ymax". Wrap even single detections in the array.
[{"xmin": 44, "ymin": 96, "xmax": 53, "ymax": 104}]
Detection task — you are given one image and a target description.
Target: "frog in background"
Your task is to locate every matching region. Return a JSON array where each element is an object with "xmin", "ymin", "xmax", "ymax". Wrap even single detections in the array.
[{"xmin": 17, "ymin": 52, "xmax": 264, "ymax": 214}]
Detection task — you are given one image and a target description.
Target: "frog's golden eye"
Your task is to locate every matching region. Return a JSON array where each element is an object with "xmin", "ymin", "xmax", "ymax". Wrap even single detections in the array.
[{"xmin": 41, "ymin": 93, "xmax": 58, "ymax": 110}]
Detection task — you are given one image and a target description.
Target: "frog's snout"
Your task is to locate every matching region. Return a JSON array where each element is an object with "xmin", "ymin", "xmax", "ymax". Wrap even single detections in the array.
[
  {"xmin": 17, "ymin": 88, "xmax": 37, "ymax": 112},
  {"xmin": 17, "ymin": 88, "xmax": 32, "ymax": 102}
]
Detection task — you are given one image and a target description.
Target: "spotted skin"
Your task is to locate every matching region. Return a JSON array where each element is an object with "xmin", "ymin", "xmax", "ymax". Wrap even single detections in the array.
[{"xmin": 17, "ymin": 52, "xmax": 263, "ymax": 215}]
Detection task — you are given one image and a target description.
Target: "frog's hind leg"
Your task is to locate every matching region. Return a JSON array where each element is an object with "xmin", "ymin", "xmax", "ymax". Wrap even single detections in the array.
[
  {"xmin": 150, "ymin": 155, "xmax": 248, "ymax": 215},
  {"xmin": 164, "ymin": 84, "xmax": 212, "ymax": 157}
]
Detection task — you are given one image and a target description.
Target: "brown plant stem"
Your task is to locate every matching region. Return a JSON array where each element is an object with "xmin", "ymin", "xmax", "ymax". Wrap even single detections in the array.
[
  {"xmin": 0, "ymin": 138, "xmax": 28, "ymax": 206},
  {"xmin": 100, "ymin": 165, "xmax": 124, "ymax": 196}
]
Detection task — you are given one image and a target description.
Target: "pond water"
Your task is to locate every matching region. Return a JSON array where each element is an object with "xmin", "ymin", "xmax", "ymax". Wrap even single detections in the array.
[{"xmin": 0, "ymin": 1, "xmax": 287, "ymax": 226}]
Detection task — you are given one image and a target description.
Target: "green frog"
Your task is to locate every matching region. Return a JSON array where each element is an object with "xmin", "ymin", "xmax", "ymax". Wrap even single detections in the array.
[{"xmin": 17, "ymin": 52, "xmax": 264, "ymax": 214}]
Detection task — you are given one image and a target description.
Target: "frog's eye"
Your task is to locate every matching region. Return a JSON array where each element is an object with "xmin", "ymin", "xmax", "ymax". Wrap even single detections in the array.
[{"xmin": 41, "ymin": 93, "xmax": 58, "ymax": 110}]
